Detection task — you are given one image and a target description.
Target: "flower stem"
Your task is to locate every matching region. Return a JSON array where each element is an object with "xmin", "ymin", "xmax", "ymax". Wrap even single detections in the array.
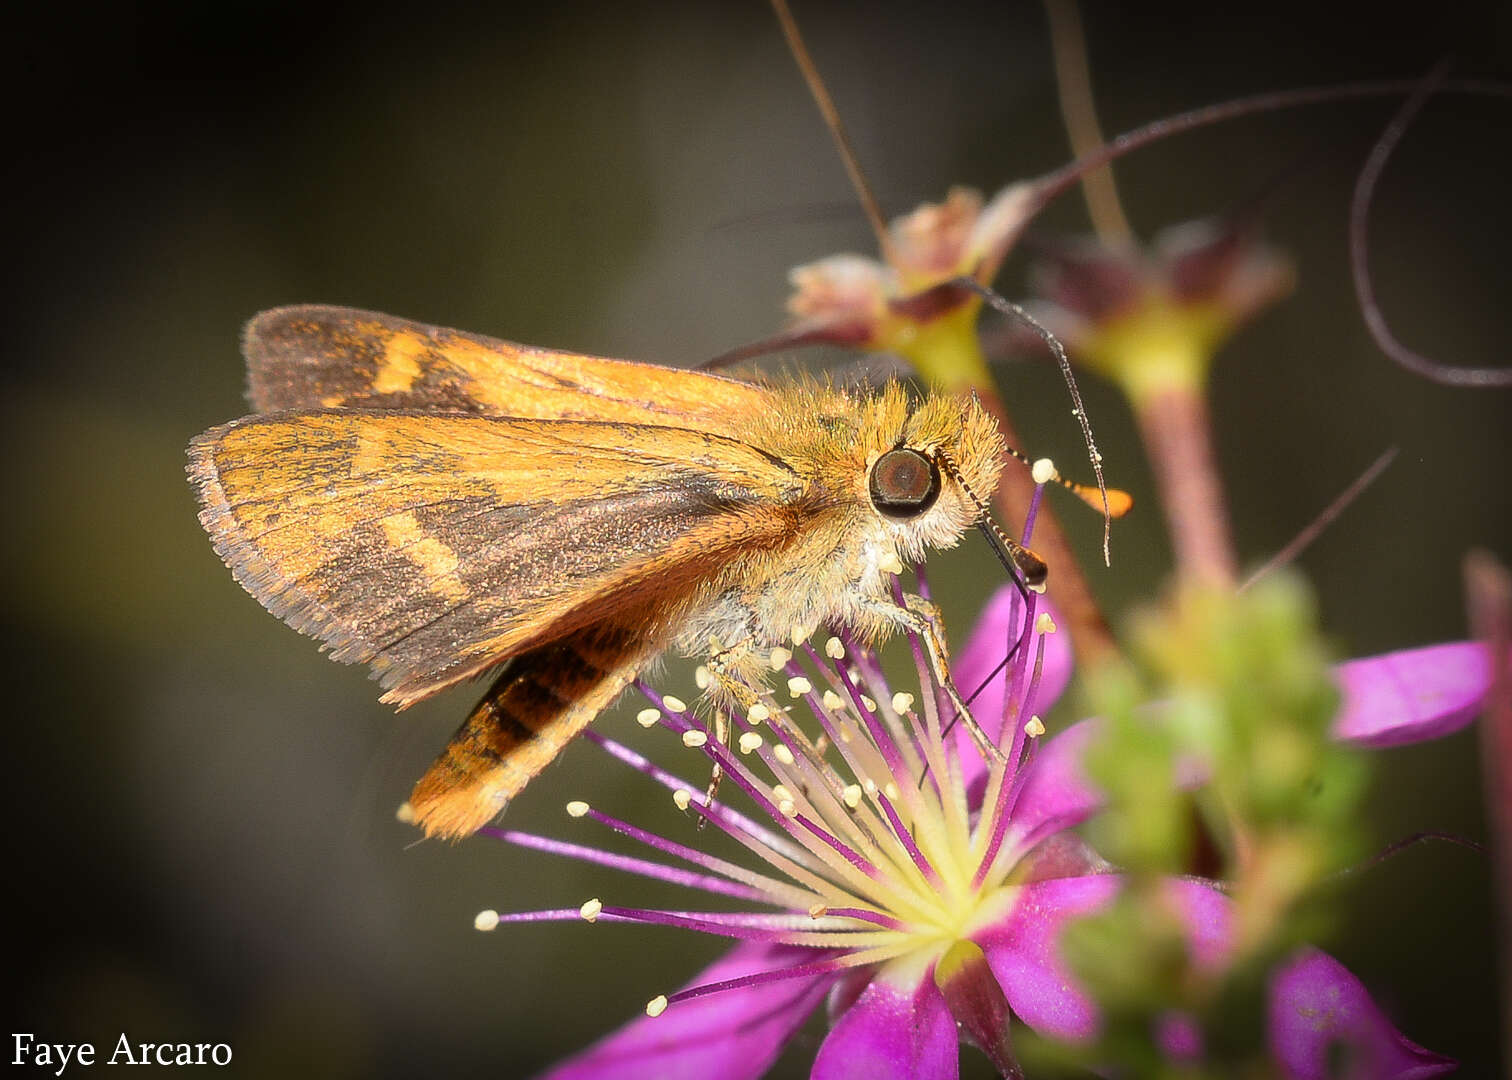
[{"xmin": 1131, "ymin": 383, "xmax": 1237, "ymax": 586}]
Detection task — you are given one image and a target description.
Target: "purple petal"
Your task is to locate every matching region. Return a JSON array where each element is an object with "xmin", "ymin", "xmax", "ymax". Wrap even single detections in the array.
[
  {"xmin": 1163, "ymin": 878, "xmax": 1234, "ymax": 972},
  {"xmin": 540, "ymin": 941, "xmax": 828, "ymax": 1080},
  {"xmin": 998, "ymin": 719, "xmax": 1105, "ymax": 852},
  {"xmin": 1269, "ymin": 949, "xmax": 1455, "ymax": 1079},
  {"xmin": 975, "ymin": 877, "xmax": 1233, "ymax": 1043},
  {"xmin": 826, "ymin": 965, "xmax": 876, "ymax": 1023},
  {"xmin": 954, "ymin": 587, "xmax": 1074, "ymax": 792},
  {"xmin": 812, "ymin": 965, "xmax": 960, "ymax": 1080},
  {"xmin": 1333, "ymin": 642, "xmax": 1490, "ymax": 747},
  {"xmin": 1155, "ymin": 1011, "xmax": 1204, "ymax": 1063},
  {"xmin": 933, "ymin": 941, "xmax": 1020, "ymax": 1078},
  {"xmin": 974, "ymin": 874, "xmax": 1118, "ymax": 1041}
]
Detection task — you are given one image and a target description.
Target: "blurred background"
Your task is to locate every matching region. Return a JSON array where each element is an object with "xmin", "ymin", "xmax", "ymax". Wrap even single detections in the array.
[{"xmin": 5, "ymin": 1, "xmax": 1510, "ymax": 1076}]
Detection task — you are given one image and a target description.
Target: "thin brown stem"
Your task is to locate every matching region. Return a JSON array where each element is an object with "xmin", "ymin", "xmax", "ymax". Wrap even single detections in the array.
[
  {"xmin": 1043, "ymin": 0, "xmax": 1131, "ymax": 245},
  {"xmin": 1240, "ymin": 446, "xmax": 1398, "ymax": 592},
  {"xmin": 769, "ymin": 0, "xmax": 897, "ymax": 265},
  {"xmin": 1032, "ymin": 78, "xmax": 1512, "ymax": 216}
]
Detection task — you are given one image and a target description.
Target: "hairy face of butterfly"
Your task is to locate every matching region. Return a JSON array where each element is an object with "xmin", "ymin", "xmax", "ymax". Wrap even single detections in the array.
[
  {"xmin": 733, "ymin": 379, "xmax": 1003, "ymax": 596},
  {"xmin": 672, "ymin": 381, "xmax": 1004, "ymax": 668}
]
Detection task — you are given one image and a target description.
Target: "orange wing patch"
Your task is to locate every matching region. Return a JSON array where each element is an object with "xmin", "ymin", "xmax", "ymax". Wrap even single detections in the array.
[{"xmin": 244, "ymin": 305, "xmax": 777, "ymax": 438}]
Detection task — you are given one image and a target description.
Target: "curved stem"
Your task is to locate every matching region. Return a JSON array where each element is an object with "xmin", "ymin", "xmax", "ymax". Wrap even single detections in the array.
[{"xmin": 1031, "ymin": 78, "xmax": 1512, "ymax": 216}]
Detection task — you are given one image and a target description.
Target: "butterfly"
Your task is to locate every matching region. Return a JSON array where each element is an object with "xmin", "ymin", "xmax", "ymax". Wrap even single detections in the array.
[{"xmin": 189, "ymin": 305, "xmax": 1042, "ymax": 837}]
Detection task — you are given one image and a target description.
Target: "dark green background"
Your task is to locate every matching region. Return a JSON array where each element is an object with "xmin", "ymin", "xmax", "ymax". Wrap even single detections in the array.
[{"xmin": 5, "ymin": 1, "xmax": 1509, "ymax": 1076}]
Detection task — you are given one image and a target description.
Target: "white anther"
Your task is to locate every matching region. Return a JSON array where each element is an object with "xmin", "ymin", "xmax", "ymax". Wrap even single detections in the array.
[
  {"xmin": 474, "ymin": 909, "xmax": 499, "ymax": 932},
  {"xmin": 891, "ymin": 691, "xmax": 915, "ymax": 713},
  {"xmin": 579, "ymin": 898, "xmax": 603, "ymax": 922},
  {"xmin": 1031, "ymin": 458, "xmax": 1057, "ymax": 485},
  {"xmin": 787, "ymin": 676, "xmax": 812, "ymax": 697},
  {"xmin": 825, "ymin": 637, "xmax": 846, "ymax": 659},
  {"xmin": 682, "ymin": 730, "xmax": 708, "ymax": 749},
  {"xmin": 636, "ymin": 707, "xmax": 661, "ymax": 727},
  {"xmin": 662, "ymin": 695, "xmax": 688, "ymax": 713},
  {"xmin": 566, "ymin": 800, "xmax": 590, "ymax": 818}
]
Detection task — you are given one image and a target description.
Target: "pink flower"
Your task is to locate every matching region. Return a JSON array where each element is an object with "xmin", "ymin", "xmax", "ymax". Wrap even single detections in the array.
[
  {"xmin": 776, "ymin": 185, "xmax": 1041, "ymax": 363},
  {"xmin": 475, "ymin": 583, "xmax": 1486, "ymax": 1078},
  {"xmin": 1020, "ymin": 215, "xmax": 1294, "ymax": 400}
]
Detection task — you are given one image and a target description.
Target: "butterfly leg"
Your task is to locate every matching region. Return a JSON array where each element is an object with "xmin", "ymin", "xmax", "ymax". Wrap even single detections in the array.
[
  {"xmin": 865, "ymin": 593, "xmax": 1006, "ymax": 764},
  {"xmin": 701, "ymin": 637, "xmax": 771, "ymax": 810},
  {"xmin": 702, "ymin": 709, "xmax": 730, "ymax": 811}
]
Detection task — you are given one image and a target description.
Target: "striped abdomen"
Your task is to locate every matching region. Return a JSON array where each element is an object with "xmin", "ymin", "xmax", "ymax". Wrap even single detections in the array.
[{"xmin": 409, "ymin": 623, "xmax": 647, "ymax": 838}]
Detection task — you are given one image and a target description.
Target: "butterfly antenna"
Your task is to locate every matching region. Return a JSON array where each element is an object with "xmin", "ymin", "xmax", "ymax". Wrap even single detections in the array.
[
  {"xmin": 948, "ymin": 277, "xmax": 1114, "ymax": 565},
  {"xmin": 936, "ymin": 448, "xmax": 1047, "ymax": 597}
]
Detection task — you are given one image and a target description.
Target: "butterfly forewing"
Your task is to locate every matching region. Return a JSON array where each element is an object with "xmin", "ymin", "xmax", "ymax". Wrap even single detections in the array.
[
  {"xmin": 188, "ymin": 410, "xmax": 803, "ymax": 706},
  {"xmin": 244, "ymin": 305, "xmax": 774, "ymax": 434}
]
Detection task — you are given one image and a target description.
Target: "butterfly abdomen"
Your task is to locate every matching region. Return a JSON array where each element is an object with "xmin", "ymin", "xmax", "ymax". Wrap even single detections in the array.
[{"xmin": 409, "ymin": 623, "xmax": 648, "ymax": 838}]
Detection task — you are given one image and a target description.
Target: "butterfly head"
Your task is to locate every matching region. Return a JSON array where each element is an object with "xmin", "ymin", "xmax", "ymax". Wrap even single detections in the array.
[{"xmin": 863, "ymin": 388, "xmax": 1004, "ymax": 565}]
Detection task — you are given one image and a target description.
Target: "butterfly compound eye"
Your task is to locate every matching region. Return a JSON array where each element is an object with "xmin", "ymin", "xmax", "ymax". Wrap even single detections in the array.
[{"xmin": 869, "ymin": 448, "xmax": 941, "ymax": 519}]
